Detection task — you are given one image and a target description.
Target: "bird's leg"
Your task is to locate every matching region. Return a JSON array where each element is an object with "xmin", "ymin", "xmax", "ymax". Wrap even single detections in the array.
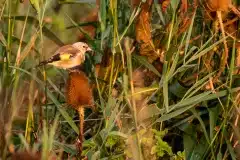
[{"xmin": 77, "ymin": 106, "xmax": 85, "ymax": 159}]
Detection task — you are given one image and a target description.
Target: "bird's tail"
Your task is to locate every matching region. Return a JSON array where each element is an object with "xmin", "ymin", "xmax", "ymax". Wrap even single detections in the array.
[
  {"xmin": 34, "ymin": 60, "xmax": 48, "ymax": 68},
  {"xmin": 37, "ymin": 61, "xmax": 48, "ymax": 67},
  {"xmin": 36, "ymin": 54, "xmax": 61, "ymax": 68}
]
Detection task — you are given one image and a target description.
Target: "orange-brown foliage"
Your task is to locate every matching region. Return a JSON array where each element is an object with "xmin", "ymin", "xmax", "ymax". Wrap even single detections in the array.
[
  {"xmin": 78, "ymin": 0, "xmax": 100, "ymax": 40},
  {"xmin": 160, "ymin": 0, "xmax": 171, "ymax": 12},
  {"xmin": 134, "ymin": 0, "xmax": 158, "ymax": 61},
  {"xmin": 206, "ymin": 0, "xmax": 231, "ymax": 12}
]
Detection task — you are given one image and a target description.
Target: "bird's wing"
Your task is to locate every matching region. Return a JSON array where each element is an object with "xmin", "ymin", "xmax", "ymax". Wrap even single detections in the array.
[
  {"xmin": 55, "ymin": 45, "xmax": 80, "ymax": 57},
  {"xmin": 38, "ymin": 45, "xmax": 81, "ymax": 66}
]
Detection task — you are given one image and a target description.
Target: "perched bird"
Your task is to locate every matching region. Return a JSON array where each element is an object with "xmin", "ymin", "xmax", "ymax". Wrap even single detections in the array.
[
  {"xmin": 38, "ymin": 42, "xmax": 94, "ymax": 158},
  {"xmin": 38, "ymin": 42, "xmax": 92, "ymax": 69}
]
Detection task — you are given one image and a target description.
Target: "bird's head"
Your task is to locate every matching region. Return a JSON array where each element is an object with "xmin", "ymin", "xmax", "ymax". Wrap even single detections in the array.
[{"xmin": 72, "ymin": 42, "xmax": 92, "ymax": 53}]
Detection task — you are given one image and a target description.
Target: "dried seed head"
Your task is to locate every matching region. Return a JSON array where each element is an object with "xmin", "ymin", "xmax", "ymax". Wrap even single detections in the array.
[
  {"xmin": 206, "ymin": 0, "xmax": 231, "ymax": 12},
  {"xmin": 66, "ymin": 71, "xmax": 94, "ymax": 110},
  {"xmin": 11, "ymin": 151, "xmax": 40, "ymax": 160}
]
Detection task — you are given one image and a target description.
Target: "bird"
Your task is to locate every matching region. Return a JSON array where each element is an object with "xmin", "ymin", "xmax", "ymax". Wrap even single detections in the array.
[
  {"xmin": 38, "ymin": 42, "xmax": 94, "ymax": 158},
  {"xmin": 38, "ymin": 42, "xmax": 92, "ymax": 69}
]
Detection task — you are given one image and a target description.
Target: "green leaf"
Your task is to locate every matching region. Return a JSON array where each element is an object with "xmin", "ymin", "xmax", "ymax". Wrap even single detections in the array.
[
  {"xmin": 66, "ymin": 21, "xmax": 98, "ymax": 29},
  {"xmin": 163, "ymin": 80, "xmax": 169, "ymax": 112},
  {"xmin": 184, "ymin": 12, "xmax": 196, "ymax": 63},
  {"xmin": 183, "ymin": 72, "xmax": 215, "ymax": 99},
  {"xmin": 152, "ymin": 129, "xmax": 173, "ymax": 157},
  {"xmin": 133, "ymin": 55, "xmax": 161, "ymax": 77},
  {"xmin": 30, "ymin": 0, "xmax": 40, "ymax": 13},
  {"xmin": 224, "ymin": 132, "xmax": 236, "ymax": 160},
  {"xmin": 190, "ymin": 136, "xmax": 209, "ymax": 160},
  {"xmin": 100, "ymin": 0, "xmax": 107, "ymax": 32},
  {"xmin": 191, "ymin": 109, "xmax": 210, "ymax": 143},
  {"xmin": 171, "ymin": 109, "xmax": 208, "ymax": 129},
  {"xmin": 186, "ymin": 36, "xmax": 228, "ymax": 64},
  {"xmin": 91, "ymin": 151, "xmax": 100, "ymax": 160},
  {"xmin": 54, "ymin": 141, "xmax": 77, "ymax": 155},
  {"xmin": 105, "ymin": 135, "xmax": 118, "ymax": 148},
  {"xmin": 171, "ymin": 0, "xmax": 180, "ymax": 10},
  {"xmin": 180, "ymin": 123, "xmax": 208, "ymax": 160},
  {"xmin": 108, "ymin": 131, "xmax": 128, "ymax": 139},
  {"xmin": 180, "ymin": 124, "xmax": 196, "ymax": 159},
  {"xmin": 217, "ymin": 152, "xmax": 222, "ymax": 160},
  {"xmin": 170, "ymin": 87, "xmax": 240, "ymax": 112},
  {"xmin": 208, "ymin": 106, "xmax": 219, "ymax": 140},
  {"xmin": 169, "ymin": 80, "xmax": 188, "ymax": 98},
  {"xmin": 3, "ymin": 16, "xmax": 64, "ymax": 46},
  {"xmin": 156, "ymin": 104, "xmax": 195, "ymax": 122},
  {"xmin": 0, "ymin": 31, "xmax": 7, "ymax": 46},
  {"xmin": 48, "ymin": 114, "xmax": 60, "ymax": 151}
]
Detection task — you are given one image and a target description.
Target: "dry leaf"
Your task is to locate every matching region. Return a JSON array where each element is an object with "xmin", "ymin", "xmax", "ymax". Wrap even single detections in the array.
[
  {"xmin": 78, "ymin": 8, "xmax": 98, "ymax": 40},
  {"xmin": 0, "ymin": 121, "xmax": 5, "ymax": 154},
  {"xmin": 234, "ymin": 42, "xmax": 240, "ymax": 74},
  {"xmin": 180, "ymin": 0, "xmax": 188, "ymax": 14},
  {"xmin": 135, "ymin": 0, "xmax": 157, "ymax": 62},
  {"xmin": 66, "ymin": 71, "xmax": 94, "ymax": 110},
  {"xmin": 133, "ymin": 68, "xmax": 147, "ymax": 88},
  {"xmin": 178, "ymin": 0, "xmax": 198, "ymax": 35},
  {"xmin": 131, "ymin": 0, "xmax": 141, "ymax": 8},
  {"xmin": 178, "ymin": 16, "xmax": 191, "ymax": 35},
  {"xmin": 94, "ymin": 47, "xmax": 112, "ymax": 78},
  {"xmin": 160, "ymin": 0, "xmax": 171, "ymax": 13},
  {"xmin": 136, "ymin": 2, "xmax": 152, "ymax": 44},
  {"xmin": 78, "ymin": 0, "xmax": 99, "ymax": 40},
  {"xmin": 225, "ymin": 20, "xmax": 237, "ymax": 36}
]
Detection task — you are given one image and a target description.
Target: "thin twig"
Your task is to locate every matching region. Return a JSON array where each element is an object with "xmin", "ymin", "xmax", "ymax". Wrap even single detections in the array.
[{"xmin": 77, "ymin": 106, "xmax": 84, "ymax": 159}]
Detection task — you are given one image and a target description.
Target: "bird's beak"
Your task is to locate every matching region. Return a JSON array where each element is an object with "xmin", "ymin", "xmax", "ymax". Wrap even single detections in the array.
[
  {"xmin": 86, "ymin": 46, "xmax": 94, "ymax": 56},
  {"xmin": 87, "ymin": 46, "xmax": 92, "ymax": 52}
]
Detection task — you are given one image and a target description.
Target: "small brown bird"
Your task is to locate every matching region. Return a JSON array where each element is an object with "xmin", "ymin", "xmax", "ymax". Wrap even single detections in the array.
[
  {"xmin": 38, "ymin": 42, "xmax": 94, "ymax": 158},
  {"xmin": 38, "ymin": 42, "xmax": 92, "ymax": 69}
]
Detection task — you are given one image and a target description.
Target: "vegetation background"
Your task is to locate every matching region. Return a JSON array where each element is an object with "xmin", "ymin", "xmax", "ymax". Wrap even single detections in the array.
[{"xmin": 1, "ymin": 0, "xmax": 240, "ymax": 159}]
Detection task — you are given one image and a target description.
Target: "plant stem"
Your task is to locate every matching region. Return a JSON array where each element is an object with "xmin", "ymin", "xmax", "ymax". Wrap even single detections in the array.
[
  {"xmin": 77, "ymin": 106, "xmax": 85, "ymax": 159},
  {"xmin": 214, "ymin": 10, "xmax": 228, "ymax": 82}
]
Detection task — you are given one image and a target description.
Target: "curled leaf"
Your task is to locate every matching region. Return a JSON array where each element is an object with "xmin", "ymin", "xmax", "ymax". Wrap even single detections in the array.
[{"xmin": 135, "ymin": 0, "xmax": 157, "ymax": 62}]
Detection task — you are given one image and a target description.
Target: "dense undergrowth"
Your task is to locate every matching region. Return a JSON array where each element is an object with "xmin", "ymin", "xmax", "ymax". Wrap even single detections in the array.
[{"xmin": 1, "ymin": 0, "xmax": 240, "ymax": 159}]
